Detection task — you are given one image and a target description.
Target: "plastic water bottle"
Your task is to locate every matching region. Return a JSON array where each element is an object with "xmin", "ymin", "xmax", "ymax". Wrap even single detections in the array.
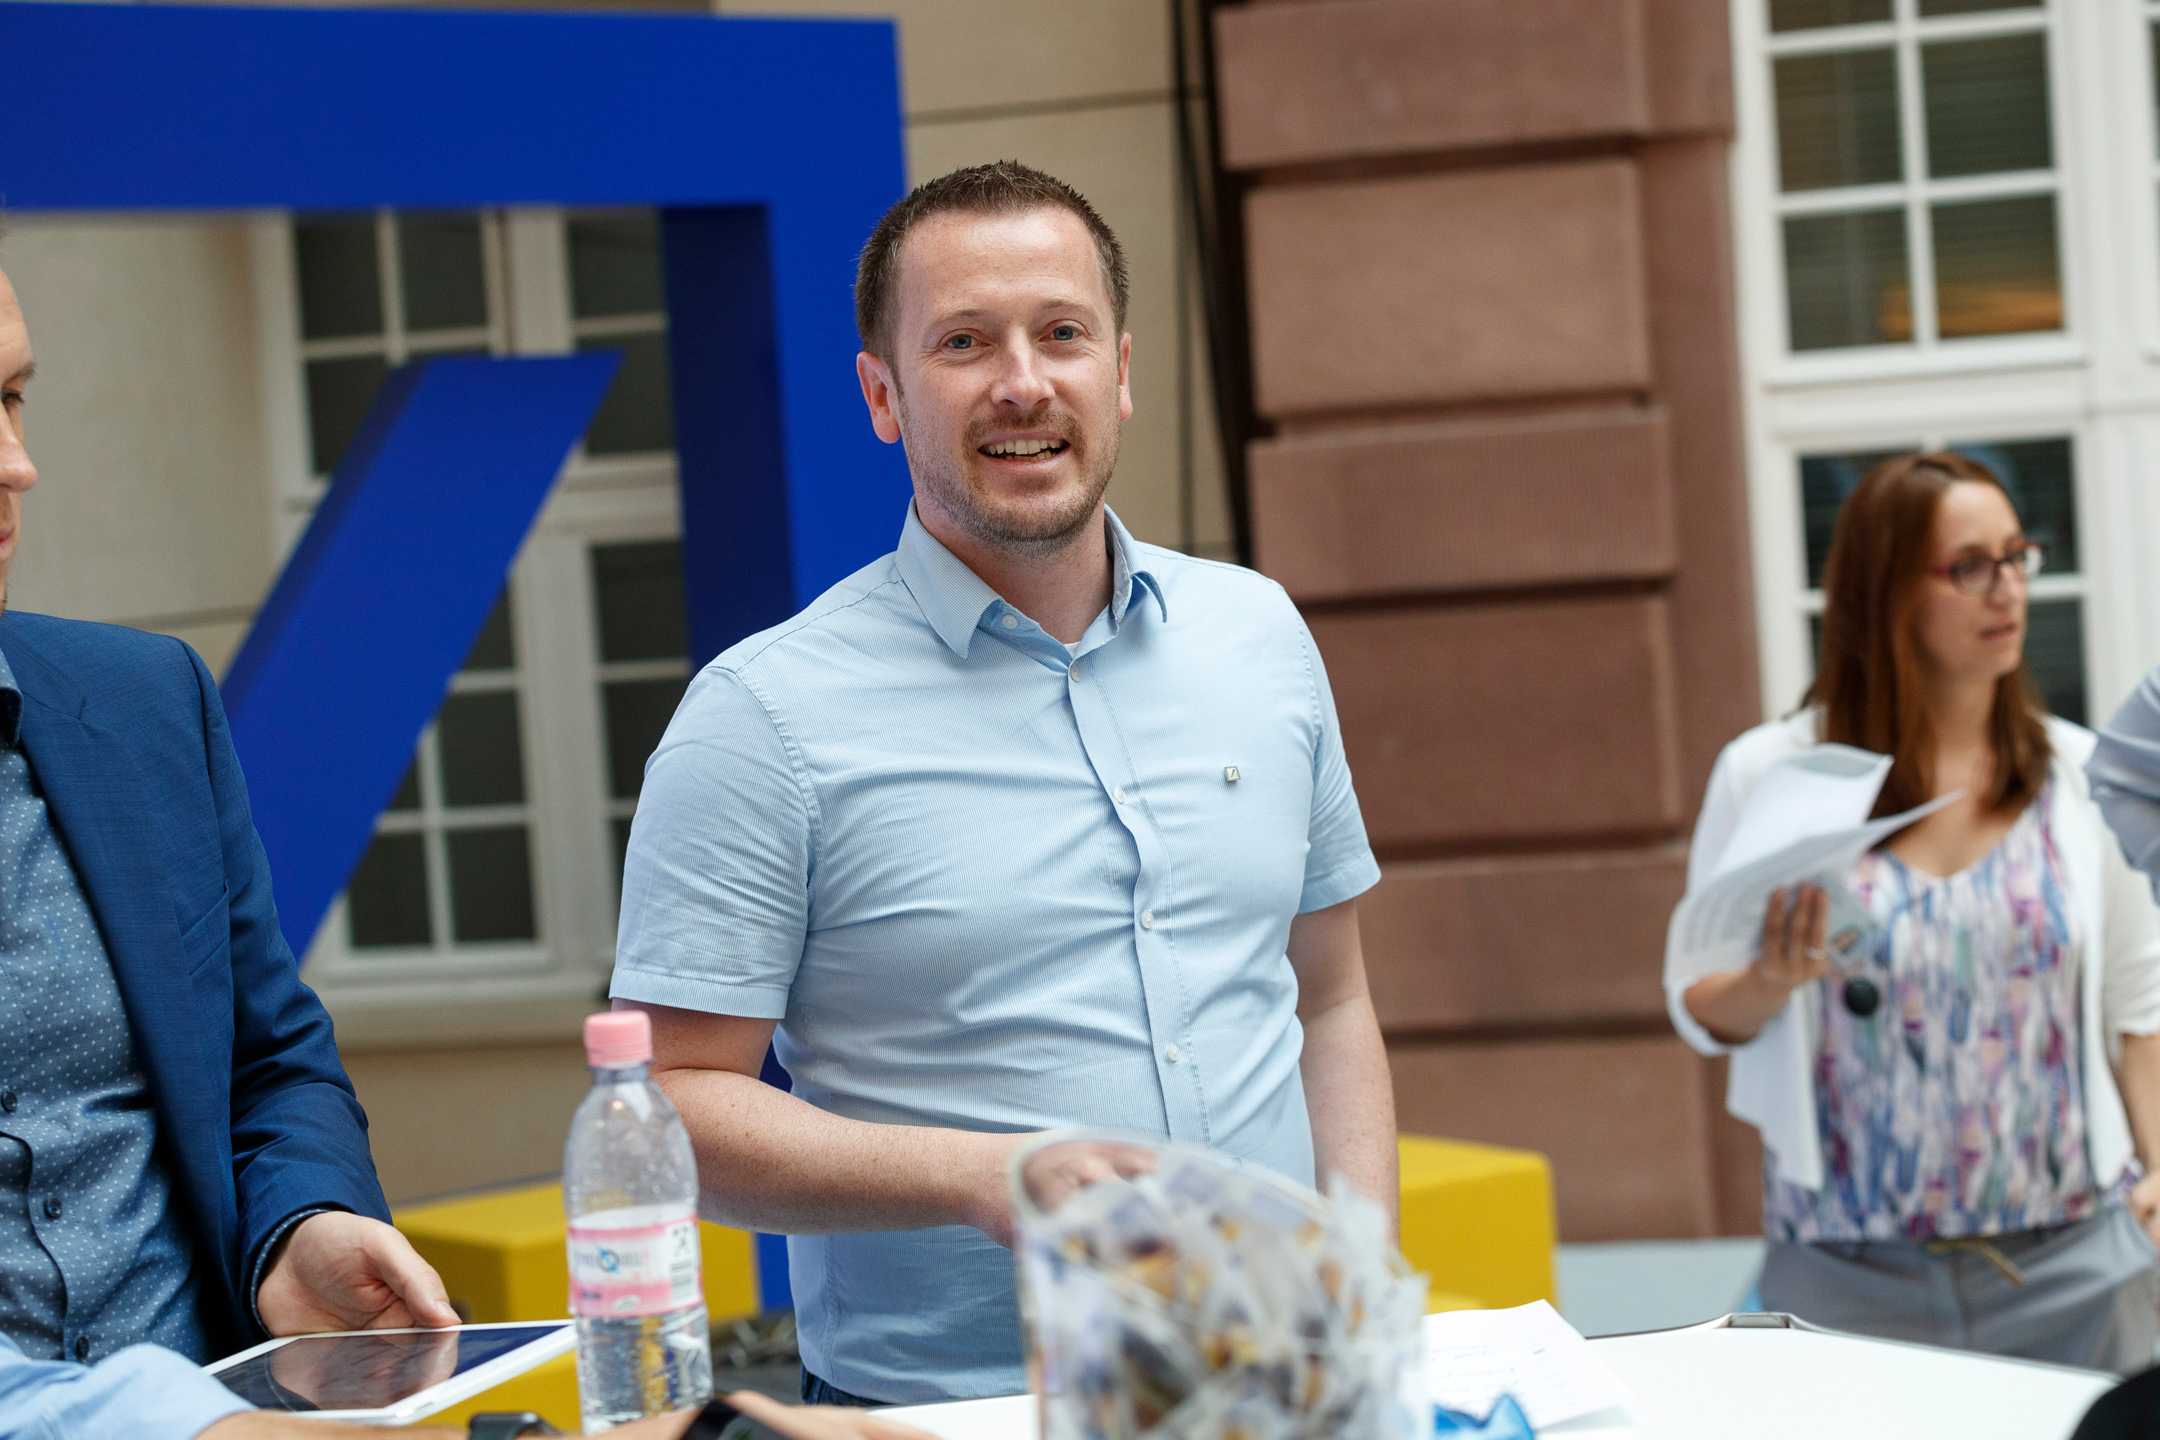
[{"xmin": 566, "ymin": 1010, "xmax": 713, "ymax": 1431}]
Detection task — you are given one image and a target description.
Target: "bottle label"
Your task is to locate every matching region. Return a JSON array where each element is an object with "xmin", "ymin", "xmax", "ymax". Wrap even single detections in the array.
[{"xmin": 567, "ymin": 1208, "xmax": 702, "ymax": 1318}]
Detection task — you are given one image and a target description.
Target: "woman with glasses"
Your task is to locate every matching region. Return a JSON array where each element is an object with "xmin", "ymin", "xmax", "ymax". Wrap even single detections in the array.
[{"xmin": 1665, "ymin": 451, "xmax": 2160, "ymax": 1370}]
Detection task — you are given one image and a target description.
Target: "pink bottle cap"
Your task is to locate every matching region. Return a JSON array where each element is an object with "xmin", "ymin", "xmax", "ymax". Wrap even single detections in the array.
[{"xmin": 584, "ymin": 1010, "xmax": 653, "ymax": 1068}]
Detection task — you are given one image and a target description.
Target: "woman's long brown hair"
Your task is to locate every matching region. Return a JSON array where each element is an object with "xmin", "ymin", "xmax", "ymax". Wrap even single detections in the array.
[{"xmin": 1805, "ymin": 451, "xmax": 2051, "ymax": 819}]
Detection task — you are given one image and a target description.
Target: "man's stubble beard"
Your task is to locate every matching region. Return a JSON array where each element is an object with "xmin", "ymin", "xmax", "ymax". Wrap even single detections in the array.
[{"xmin": 898, "ymin": 384, "xmax": 1121, "ymax": 560}]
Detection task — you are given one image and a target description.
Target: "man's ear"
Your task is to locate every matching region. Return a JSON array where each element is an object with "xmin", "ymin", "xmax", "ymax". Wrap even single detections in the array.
[
  {"xmin": 856, "ymin": 351, "xmax": 904, "ymax": 445},
  {"xmin": 1116, "ymin": 332, "xmax": 1133, "ymax": 423}
]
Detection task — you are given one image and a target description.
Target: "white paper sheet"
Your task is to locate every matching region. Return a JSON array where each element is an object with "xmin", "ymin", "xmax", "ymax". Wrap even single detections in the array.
[
  {"xmin": 1423, "ymin": 1301, "xmax": 1637, "ymax": 1430},
  {"xmin": 1664, "ymin": 745, "xmax": 1960, "ymax": 989}
]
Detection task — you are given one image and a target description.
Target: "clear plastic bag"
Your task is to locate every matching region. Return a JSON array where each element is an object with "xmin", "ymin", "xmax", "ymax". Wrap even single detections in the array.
[{"xmin": 1012, "ymin": 1134, "xmax": 1428, "ymax": 1440}]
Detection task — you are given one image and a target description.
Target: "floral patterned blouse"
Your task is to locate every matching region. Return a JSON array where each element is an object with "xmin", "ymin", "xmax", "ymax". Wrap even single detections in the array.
[{"xmin": 1764, "ymin": 786, "xmax": 2104, "ymax": 1242}]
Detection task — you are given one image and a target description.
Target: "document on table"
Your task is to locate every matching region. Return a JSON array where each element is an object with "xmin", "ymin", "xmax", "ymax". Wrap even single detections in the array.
[
  {"xmin": 1664, "ymin": 743, "xmax": 1960, "ymax": 989},
  {"xmin": 1423, "ymin": 1301, "xmax": 1637, "ymax": 1429}
]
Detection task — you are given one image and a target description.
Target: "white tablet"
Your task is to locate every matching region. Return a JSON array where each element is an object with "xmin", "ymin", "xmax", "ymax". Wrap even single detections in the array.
[{"xmin": 202, "ymin": 1320, "xmax": 575, "ymax": 1425}]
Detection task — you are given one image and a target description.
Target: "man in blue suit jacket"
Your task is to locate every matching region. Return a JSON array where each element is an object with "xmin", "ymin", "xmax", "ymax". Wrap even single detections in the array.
[{"xmin": 0, "ymin": 262, "xmax": 457, "ymax": 1381}]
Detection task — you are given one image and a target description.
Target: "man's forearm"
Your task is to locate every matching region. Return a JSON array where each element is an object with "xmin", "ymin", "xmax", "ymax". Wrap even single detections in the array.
[
  {"xmin": 656, "ymin": 1067, "xmax": 1012, "ymax": 1237},
  {"xmin": 1300, "ymin": 992, "xmax": 1398, "ymax": 1225}
]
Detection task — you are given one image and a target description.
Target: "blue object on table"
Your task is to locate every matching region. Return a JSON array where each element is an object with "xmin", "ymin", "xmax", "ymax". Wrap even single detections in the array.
[{"xmin": 1434, "ymin": 1393, "xmax": 1536, "ymax": 1438}]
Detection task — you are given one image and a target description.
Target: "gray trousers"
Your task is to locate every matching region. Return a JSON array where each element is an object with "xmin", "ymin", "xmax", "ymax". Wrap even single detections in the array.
[{"xmin": 1760, "ymin": 1205, "xmax": 2160, "ymax": 1374}]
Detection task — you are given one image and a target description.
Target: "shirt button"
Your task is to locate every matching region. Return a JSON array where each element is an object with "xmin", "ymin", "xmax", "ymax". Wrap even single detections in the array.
[
  {"xmin": 72, "ymin": 1336, "xmax": 88, "ymax": 1362},
  {"xmin": 0, "ymin": 1091, "xmax": 14, "ymax": 1113},
  {"xmin": 43, "ymin": 1196, "xmax": 61, "ymax": 1220},
  {"xmin": 1113, "ymin": 787, "xmax": 1127, "ymax": 805},
  {"xmin": 1068, "ymin": 662, "xmax": 1081, "ymax": 681},
  {"xmin": 1165, "ymin": 1044, "xmax": 1182, "ymax": 1065},
  {"xmin": 1141, "ymin": 910, "xmax": 1155, "ymax": 930},
  {"xmin": 1000, "ymin": 614, "xmax": 1018, "ymax": 630}
]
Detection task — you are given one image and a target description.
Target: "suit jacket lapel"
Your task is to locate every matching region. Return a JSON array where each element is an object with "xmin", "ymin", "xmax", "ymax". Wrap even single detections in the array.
[{"xmin": 3, "ymin": 632, "xmax": 206, "ymax": 1127}]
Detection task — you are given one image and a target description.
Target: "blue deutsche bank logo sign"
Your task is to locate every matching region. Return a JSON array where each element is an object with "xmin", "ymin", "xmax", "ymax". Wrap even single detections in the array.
[{"xmin": 0, "ymin": 2, "xmax": 909, "ymax": 963}]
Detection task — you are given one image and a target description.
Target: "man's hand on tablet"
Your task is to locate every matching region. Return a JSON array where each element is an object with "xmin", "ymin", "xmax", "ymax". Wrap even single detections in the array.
[{"xmin": 257, "ymin": 1212, "xmax": 463, "ymax": 1334}]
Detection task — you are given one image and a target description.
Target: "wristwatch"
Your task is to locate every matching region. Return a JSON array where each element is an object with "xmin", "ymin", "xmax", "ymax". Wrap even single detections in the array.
[
  {"xmin": 682, "ymin": 1396, "xmax": 750, "ymax": 1440},
  {"xmin": 466, "ymin": 1414, "xmax": 561, "ymax": 1439}
]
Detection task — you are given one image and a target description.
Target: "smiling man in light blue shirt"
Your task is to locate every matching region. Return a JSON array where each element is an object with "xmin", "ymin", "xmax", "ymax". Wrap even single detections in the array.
[{"xmin": 611, "ymin": 161, "xmax": 1396, "ymax": 1407}]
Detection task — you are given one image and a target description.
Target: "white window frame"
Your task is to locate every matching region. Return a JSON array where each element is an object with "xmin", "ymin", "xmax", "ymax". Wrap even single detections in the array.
[
  {"xmin": 1728, "ymin": 0, "xmax": 2160, "ymax": 735},
  {"xmin": 248, "ymin": 207, "xmax": 686, "ymax": 1047},
  {"xmin": 1761, "ymin": 2, "xmax": 2069, "ymax": 370}
]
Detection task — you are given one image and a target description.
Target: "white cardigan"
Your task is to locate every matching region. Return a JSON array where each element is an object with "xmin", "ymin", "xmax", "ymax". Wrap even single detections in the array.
[{"xmin": 1664, "ymin": 711, "xmax": 2160, "ymax": 1192}]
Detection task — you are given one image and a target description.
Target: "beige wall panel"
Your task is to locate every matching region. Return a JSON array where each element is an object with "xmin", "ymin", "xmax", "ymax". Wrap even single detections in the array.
[
  {"xmin": 1250, "ymin": 408, "xmax": 1676, "ymax": 601},
  {"xmin": 714, "ymin": 0, "xmax": 1170, "ymax": 116},
  {"xmin": 0, "ymin": 216, "xmax": 274, "ymax": 629},
  {"xmin": 1391, "ymin": 1036, "xmax": 1717, "ymax": 1240},
  {"xmin": 1361, "ymin": 847, "xmax": 1683, "ymax": 1032},
  {"xmin": 345, "ymin": 1042, "xmax": 591, "ymax": 1204},
  {"xmin": 910, "ymin": 102, "xmax": 1188, "ymax": 549},
  {"xmin": 1311, "ymin": 595, "xmax": 1683, "ymax": 849},
  {"xmin": 1215, "ymin": 0, "xmax": 1646, "ymax": 170},
  {"xmin": 1245, "ymin": 161, "xmax": 1652, "ymax": 419}
]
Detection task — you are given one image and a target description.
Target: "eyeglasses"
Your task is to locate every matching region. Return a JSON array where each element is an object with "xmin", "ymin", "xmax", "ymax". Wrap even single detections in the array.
[{"xmin": 1928, "ymin": 543, "xmax": 2044, "ymax": 596}]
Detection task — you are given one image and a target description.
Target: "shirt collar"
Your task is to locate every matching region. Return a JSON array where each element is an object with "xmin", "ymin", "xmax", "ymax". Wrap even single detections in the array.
[
  {"xmin": 894, "ymin": 502, "xmax": 1168, "ymax": 660},
  {"xmin": 0, "ymin": 643, "xmax": 20, "ymax": 747}
]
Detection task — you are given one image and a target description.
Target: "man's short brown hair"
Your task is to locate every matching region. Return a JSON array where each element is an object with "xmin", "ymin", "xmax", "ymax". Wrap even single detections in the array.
[{"xmin": 854, "ymin": 160, "xmax": 1129, "ymax": 361}]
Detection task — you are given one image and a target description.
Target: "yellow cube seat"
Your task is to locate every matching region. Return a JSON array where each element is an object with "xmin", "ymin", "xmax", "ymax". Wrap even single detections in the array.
[
  {"xmin": 1396, "ymin": 1134, "xmax": 1556, "ymax": 1313},
  {"xmin": 394, "ymin": 1180, "xmax": 760, "ymax": 1328}
]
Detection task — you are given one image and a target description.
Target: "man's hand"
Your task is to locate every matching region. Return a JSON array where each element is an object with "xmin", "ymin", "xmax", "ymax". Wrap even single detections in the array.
[
  {"xmin": 257, "ymin": 1212, "xmax": 461, "ymax": 1334},
  {"xmin": 975, "ymin": 1135, "xmax": 1162, "ymax": 1249}
]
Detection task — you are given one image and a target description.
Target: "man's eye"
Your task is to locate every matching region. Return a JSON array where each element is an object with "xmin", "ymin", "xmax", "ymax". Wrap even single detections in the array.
[
  {"xmin": 1050, "ymin": 325, "xmax": 1079, "ymax": 341},
  {"xmin": 945, "ymin": 335, "xmax": 975, "ymax": 350}
]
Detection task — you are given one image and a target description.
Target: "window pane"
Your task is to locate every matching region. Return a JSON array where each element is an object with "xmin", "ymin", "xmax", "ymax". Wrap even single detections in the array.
[
  {"xmin": 1784, "ymin": 209, "xmax": 1911, "ymax": 350},
  {"xmin": 1950, "ymin": 437, "xmax": 2077, "ymax": 574},
  {"xmin": 1775, "ymin": 49, "xmax": 1900, "ymax": 192},
  {"xmin": 306, "ymin": 354, "xmax": 391, "ymax": 475},
  {"xmin": 386, "ymin": 757, "xmax": 422, "ymax": 813},
  {"xmin": 399, "ymin": 212, "xmax": 489, "ymax": 333},
  {"xmin": 463, "ymin": 589, "xmax": 516, "ymax": 672},
  {"xmin": 1918, "ymin": 0, "xmax": 2036, "ymax": 14},
  {"xmin": 592, "ymin": 541, "xmax": 689, "ymax": 663},
  {"xmin": 2025, "ymin": 598, "xmax": 2087, "ymax": 725},
  {"xmin": 446, "ymin": 826, "xmax": 537, "ymax": 943},
  {"xmin": 1800, "ymin": 448, "xmax": 1910, "ymax": 587},
  {"xmin": 1932, "ymin": 194, "xmax": 2061, "ymax": 338},
  {"xmin": 347, "ymin": 833, "xmax": 431, "ymax": 948},
  {"xmin": 1771, "ymin": 0, "xmax": 1889, "ymax": 30},
  {"xmin": 604, "ymin": 678, "xmax": 689, "ymax": 800},
  {"xmin": 1922, "ymin": 34, "xmax": 2051, "ymax": 179},
  {"xmin": 438, "ymin": 692, "xmax": 526, "ymax": 807},
  {"xmin": 578, "ymin": 333, "xmax": 676, "ymax": 455},
  {"xmin": 569, "ymin": 213, "xmax": 666, "ymax": 319},
  {"xmin": 294, "ymin": 214, "xmax": 383, "ymax": 340}
]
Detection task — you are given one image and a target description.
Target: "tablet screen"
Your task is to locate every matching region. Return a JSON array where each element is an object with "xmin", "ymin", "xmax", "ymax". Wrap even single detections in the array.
[{"xmin": 212, "ymin": 1324, "xmax": 568, "ymax": 1412}]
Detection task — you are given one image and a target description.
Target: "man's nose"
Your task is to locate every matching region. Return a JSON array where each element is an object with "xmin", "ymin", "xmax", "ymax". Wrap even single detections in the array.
[
  {"xmin": 989, "ymin": 340, "xmax": 1055, "ymax": 408},
  {"xmin": 0, "ymin": 427, "xmax": 36, "ymax": 495}
]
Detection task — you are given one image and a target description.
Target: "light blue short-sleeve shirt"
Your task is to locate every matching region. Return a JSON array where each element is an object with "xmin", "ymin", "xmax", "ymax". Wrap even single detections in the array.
[{"xmin": 611, "ymin": 504, "xmax": 1380, "ymax": 1404}]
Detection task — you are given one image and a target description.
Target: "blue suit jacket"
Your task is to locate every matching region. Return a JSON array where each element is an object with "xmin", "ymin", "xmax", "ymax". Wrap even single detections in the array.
[{"xmin": 0, "ymin": 611, "xmax": 389, "ymax": 1357}]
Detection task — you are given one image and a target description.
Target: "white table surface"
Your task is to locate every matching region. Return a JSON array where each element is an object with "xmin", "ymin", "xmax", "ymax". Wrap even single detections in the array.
[{"xmin": 877, "ymin": 1315, "xmax": 2119, "ymax": 1440}]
